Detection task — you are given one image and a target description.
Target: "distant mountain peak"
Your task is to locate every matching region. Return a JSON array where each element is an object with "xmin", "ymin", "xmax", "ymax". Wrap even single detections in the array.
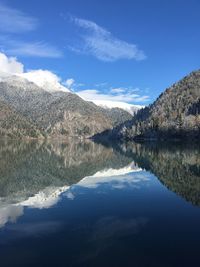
[
  {"xmin": 86, "ymin": 99, "xmax": 143, "ymax": 115},
  {"xmin": 17, "ymin": 70, "xmax": 71, "ymax": 93}
]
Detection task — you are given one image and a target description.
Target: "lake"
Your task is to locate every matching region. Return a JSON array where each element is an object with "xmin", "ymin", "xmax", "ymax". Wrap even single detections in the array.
[{"xmin": 0, "ymin": 139, "xmax": 200, "ymax": 267}]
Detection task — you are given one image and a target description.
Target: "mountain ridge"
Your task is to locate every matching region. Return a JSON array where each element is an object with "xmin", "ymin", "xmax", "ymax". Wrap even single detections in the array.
[
  {"xmin": 93, "ymin": 70, "xmax": 200, "ymax": 141},
  {"xmin": 0, "ymin": 74, "xmax": 134, "ymax": 138}
]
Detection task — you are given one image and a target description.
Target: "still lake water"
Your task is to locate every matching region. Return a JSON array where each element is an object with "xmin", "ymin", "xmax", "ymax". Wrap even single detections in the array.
[{"xmin": 0, "ymin": 140, "xmax": 200, "ymax": 267}]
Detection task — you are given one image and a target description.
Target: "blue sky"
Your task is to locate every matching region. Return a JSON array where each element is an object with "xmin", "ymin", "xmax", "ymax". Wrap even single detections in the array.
[{"xmin": 0, "ymin": 0, "xmax": 200, "ymax": 105}]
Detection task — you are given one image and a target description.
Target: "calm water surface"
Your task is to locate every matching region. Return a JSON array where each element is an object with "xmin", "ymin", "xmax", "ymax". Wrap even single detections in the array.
[{"xmin": 0, "ymin": 140, "xmax": 200, "ymax": 267}]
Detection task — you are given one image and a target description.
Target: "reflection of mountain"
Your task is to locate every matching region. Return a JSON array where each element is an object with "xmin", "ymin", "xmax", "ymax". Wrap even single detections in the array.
[
  {"xmin": 76, "ymin": 164, "xmax": 146, "ymax": 190},
  {"xmin": 0, "ymin": 140, "xmax": 134, "ymax": 227},
  {"xmin": 117, "ymin": 142, "xmax": 200, "ymax": 206},
  {"xmin": 0, "ymin": 140, "xmax": 133, "ymax": 202}
]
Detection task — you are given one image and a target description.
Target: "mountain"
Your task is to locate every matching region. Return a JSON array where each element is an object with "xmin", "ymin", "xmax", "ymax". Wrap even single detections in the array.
[
  {"xmin": 0, "ymin": 100, "xmax": 42, "ymax": 138},
  {"xmin": 91, "ymin": 99, "xmax": 143, "ymax": 115},
  {"xmin": 94, "ymin": 70, "xmax": 200, "ymax": 141},
  {"xmin": 18, "ymin": 70, "xmax": 71, "ymax": 93},
  {"xmin": 97, "ymin": 106, "xmax": 133, "ymax": 126},
  {"xmin": 0, "ymin": 75, "xmax": 133, "ymax": 138}
]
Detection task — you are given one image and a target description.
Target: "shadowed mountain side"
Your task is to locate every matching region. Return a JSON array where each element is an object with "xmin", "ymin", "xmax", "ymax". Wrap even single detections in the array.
[{"xmin": 0, "ymin": 140, "xmax": 132, "ymax": 203}]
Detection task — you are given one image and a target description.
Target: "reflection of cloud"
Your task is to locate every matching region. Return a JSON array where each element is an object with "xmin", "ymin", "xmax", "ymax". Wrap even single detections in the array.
[
  {"xmin": 76, "ymin": 166, "xmax": 149, "ymax": 190},
  {"xmin": 0, "ymin": 221, "xmax": 62, "ymax": 244},
  {"xmin": 8, "ymin": 221, "xmax": 62, "ymax": 236},
  {"xmin": 72, "ymin": 215, "xmax": 149, "ymax": 265},
  {"xmin": 21, "ymin": 186, "xmax": 69, "ymax": 209},
  {"xmin": 63, "ymin": 166, "xmax": 150, "ymax": 202},
  {"xmin": 0, "ymin": 163, "xmax": 149, "ymax": 228},
  {"xmin": 64, "ymin": 191, "xmax": 75, "ymax": 200},
  {"xmin": 0, "ymin": 186, "xmax": 68, "ymax": 228},
  {"xmin": 92, "ymin": 216, "xmax": 148, "ymax": 240},
  {"xmin": 0, "ymin": 205, "xmax": 23, "ymax": 228},
  {"xmin": 93, "ymin": 163, "xmax": 141, "ymax": 177}
]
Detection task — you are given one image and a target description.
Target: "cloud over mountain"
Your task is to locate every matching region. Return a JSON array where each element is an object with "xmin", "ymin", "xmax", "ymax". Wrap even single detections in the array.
[
  {"xmin": 0, "ymin": 52, "xmax": 24, "ymax": 74},
  {"xmin": 0, "ymin": 52, "xmax": 148, "ymax": 109},
  {"xmin": 0, "ymin": 53, "xmax": 69, "ymax": 92}
]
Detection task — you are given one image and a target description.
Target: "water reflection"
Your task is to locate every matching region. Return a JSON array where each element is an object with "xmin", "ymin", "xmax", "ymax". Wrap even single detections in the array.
[
  {"xmin": 1, "ymin": 139, "xmax": 200, "ymax": 229},
  {"xmin": 115, "ymin": 142, "xmax": 200, "ymax": 206},
  {"xmin": 1, "ymin": 140, "xmax": 200, "ymax": 267},
  {"xmin": 0, "ymin": 139, "xmax": 133, "ymax": 200},
  {"xmin": 68, "ymin": 216, "xmax": 148, "ymax": 266},
  {"xmin": 0, "ymin": 139, "xmax": 136, "ymax": 227}
]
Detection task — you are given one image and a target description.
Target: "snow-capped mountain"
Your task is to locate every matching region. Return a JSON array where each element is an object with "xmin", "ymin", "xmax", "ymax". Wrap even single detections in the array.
[
  {"xmin": 91, "ymin": 99, "xmax": 143, "ymax": 115},
  {"xmin": 18, "ymin": 70, "xmax": 71, "ymax": 93},
  {"xmin": 0, "ymin": 74, "xmax": 133, "ymax": 138},
  {"xmin": 17, "ymin": 72, "xmax": 143, "ymax": 115}
]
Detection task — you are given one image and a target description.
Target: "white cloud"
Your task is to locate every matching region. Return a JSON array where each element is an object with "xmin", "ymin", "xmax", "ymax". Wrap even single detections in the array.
[
  {"xmin": 110, "ymin": 87, "xmax": 126, "ymax": 94},
  {"xmin": 0, "ymin": 52, "xmax": 24, "ymax": 74},
  {"xmin": 64, "ymin": 78, "xmax": 75, "ymax": 88},
  {"xmin": 95, "ymin": 82, "xmax": 108, "ymax": 87},
  {"xmin": 0, "ymin": 4, "xmax": 62, "ymax": 58},
  {"xmin": 76, "ymin": 88, "xmax": 149, "ymax": 103},
  {"xmin": 3, "ymin": 39, "xmax": 62, "ymax": 58},
  {"xmin": 0, "ymin": 52, "xmax": 69, "ymax": 92},
  {"xmin": 0, "ymin": 52, "xmax": 149, "ymax": 103},
  {"xmin": 0, "ymin": 3, "xmax": 38, "ymax": 33},
  {"xmin": 19, "ymin": 70, "xmax": 70, "ymax": 92},
  {"xmin": 0, "ymin": 205, "xmax": 24, "ymax": 228},
  {"xmin": 70, "ymin": 16, "xmax": 146, "ymax": 62},
  {"xmin": 77, "ymin": 168, "xmax": 148, "ymax": 190}
]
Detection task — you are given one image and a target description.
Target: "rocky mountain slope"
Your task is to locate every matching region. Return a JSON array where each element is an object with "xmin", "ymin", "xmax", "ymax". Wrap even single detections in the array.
[
  {"xmin": 0, "ymin": 100, "xmax": 42, "ymax": 138},
  {"xmin": 95, "ymin": 70, "xmax": 200, "ymax": 140},
  {"xmin": 0, "ymin": 75, "xmax": 133, "ymax": 138}
]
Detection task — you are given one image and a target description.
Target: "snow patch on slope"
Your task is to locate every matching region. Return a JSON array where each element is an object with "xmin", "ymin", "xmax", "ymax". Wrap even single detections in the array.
[
  {"xmin": 18, "ymin": 70, "xmax": 71, "ymax": 93},
  {"xmin": 92, "ymin": 100, "xmax": 143, "ymax": 115}
]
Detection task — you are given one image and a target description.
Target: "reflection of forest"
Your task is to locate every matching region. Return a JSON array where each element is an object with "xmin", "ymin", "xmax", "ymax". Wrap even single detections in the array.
[
  {"xmin": 0, "ymin": 140, "xmax": 132, "ymax": 203},
  {"xmin": 116, "ymin": 142, "xmax": 200, "ymax": 207},
  {"xmin": 1, "ymin": 139, "xmax": 200, "ymax": 207}
]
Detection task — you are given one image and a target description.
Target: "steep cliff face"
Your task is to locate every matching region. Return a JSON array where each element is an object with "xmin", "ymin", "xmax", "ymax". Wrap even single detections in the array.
[
  {"xmin": 0, "ymin": 75, "xmax": 133, "ymax": 138},
  {"xmin": 96, "ymin": 70, "xmax": 200, "ymax": 140}
]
